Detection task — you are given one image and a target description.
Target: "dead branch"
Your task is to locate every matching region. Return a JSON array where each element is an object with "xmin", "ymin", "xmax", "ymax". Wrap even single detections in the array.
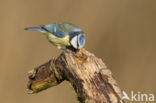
[{"xmin": 27, "ymin": 49, "xmax": 124, "ymax": 103}]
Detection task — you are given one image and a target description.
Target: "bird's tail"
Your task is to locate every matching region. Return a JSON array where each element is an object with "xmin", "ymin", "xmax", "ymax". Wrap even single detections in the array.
[{"xmin": 24, "ymin": 27, "xmax": 45, "ymax": 32}]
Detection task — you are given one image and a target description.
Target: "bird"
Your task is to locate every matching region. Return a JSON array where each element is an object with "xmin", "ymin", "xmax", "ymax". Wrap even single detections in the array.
[{"xmin": 25, "ymin": 23, "xmax": 85, "ymax": 52}]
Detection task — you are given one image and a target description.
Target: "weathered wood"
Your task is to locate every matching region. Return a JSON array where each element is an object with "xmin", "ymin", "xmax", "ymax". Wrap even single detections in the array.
[{"xmin": 27, "ymin": 49, "xmax": 124, "ymax": 103}]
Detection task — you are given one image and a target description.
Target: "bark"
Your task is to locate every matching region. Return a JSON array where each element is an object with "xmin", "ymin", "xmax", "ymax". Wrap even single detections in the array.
[{"xmin": 27, "ymin": 49, "xmax": 124, "ymax": 103}]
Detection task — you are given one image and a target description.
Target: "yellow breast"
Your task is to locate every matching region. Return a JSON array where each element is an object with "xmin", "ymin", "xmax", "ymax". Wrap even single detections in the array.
[{"xmin": 46, "ymin": 33, "xmax": 71, "ymax": 48}]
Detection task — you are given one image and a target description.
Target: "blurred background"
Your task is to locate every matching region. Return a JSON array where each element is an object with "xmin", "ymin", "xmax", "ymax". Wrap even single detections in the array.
[{"xmin": 0, "ymin": 0, "xmax": 156, "ymax": 103}]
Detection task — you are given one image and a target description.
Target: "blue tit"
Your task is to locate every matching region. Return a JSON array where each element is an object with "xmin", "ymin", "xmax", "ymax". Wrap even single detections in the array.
[{"xmin": 25, "ymin": 23, "xmax": 85, "ymax": 52}]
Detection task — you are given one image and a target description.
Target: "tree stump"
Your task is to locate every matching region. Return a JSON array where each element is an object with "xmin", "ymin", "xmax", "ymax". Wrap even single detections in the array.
[{"xmin": 27, "ymin": 49, "xmax": 124, "ymax": 103}]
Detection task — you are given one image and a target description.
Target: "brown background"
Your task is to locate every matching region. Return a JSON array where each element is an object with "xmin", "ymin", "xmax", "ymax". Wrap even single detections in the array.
[{"xmin": 0, "ymin": 0, "xmax": 156, "ymax": 103}]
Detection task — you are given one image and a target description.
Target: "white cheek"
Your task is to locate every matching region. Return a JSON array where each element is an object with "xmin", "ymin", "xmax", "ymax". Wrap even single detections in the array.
[
  {"xmin": 70, "ymin": 36, "xmax": 78, "ymax": 49},
  {"xmin": 78, "ymin": 34, "xmax": 82, "ymax": 49}
]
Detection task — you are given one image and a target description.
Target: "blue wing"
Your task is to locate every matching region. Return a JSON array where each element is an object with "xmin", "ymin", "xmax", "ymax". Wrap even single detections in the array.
[
  {"xmin": 41, "ymin": 24, "xmax": 67, "ymax": 38},
  {"xmin": 25, "ymin": 23, "xmax": 84, "ymax": 39}
]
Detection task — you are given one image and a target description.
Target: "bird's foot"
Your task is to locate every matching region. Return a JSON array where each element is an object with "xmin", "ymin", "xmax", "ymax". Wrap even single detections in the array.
[{"xmin": 60, "ymin": 48, "xmax": 76, "ymax": 54}]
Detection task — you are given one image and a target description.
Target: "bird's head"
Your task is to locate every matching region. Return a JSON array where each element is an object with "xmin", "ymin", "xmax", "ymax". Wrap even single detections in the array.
[{"xmin": 69, "ymin": 29, "xmax": 85, "ymax": 50}]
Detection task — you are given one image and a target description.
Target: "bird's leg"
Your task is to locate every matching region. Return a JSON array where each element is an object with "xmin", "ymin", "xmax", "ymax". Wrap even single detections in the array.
[
  {"xmin": 59, "ymin": 47, "xmax": 76, "ymax": 54},
  {"xmin": 57, "ymin": 46, "xmax": 76, "ymax": 54},
  {"xmin": 63, "ymin": 49, "xmax": 76, "ymax": 54}
]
